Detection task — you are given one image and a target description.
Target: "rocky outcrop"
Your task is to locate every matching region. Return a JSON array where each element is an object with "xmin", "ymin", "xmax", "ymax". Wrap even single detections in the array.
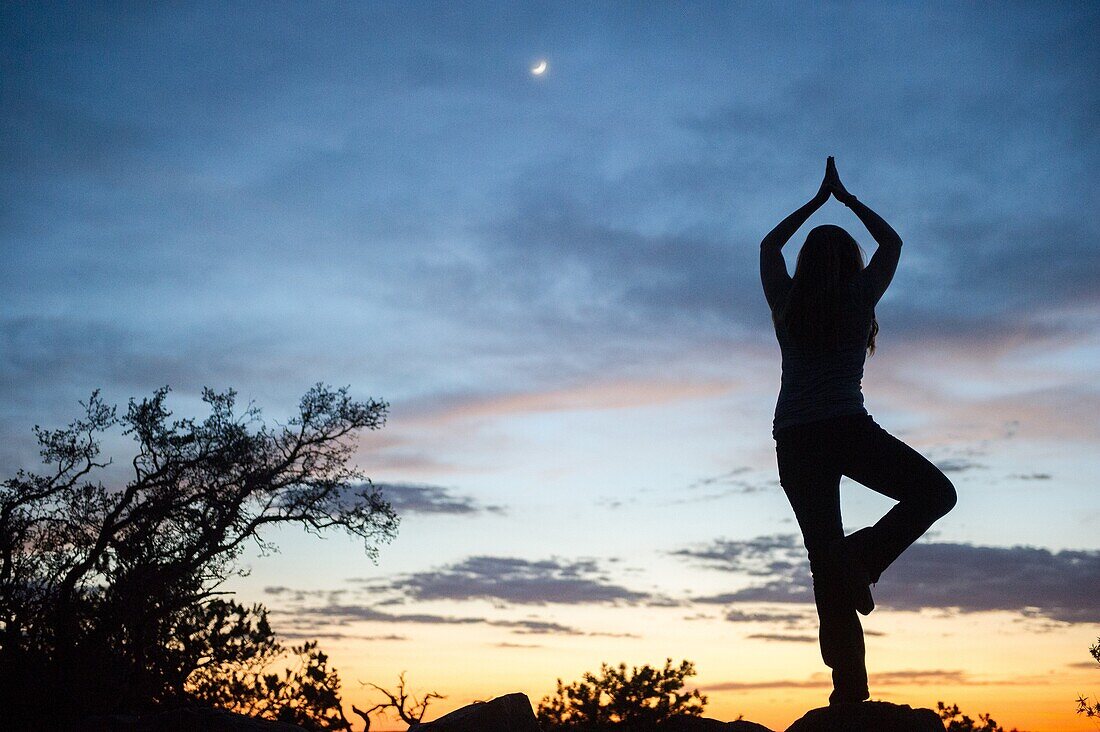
[
  {"xmin": 785, "ymin": 700, "xmax": 945, "ymax": 732},
  {"xmin": 658, "ymin": 716, "xmax": 775, "ymax": 731},
  {"xmin": 412, "ymin": 691, "xmax": 541, "ymax": 731},
  {"xmin": 410, "ymin": 694, "xmax": 776, "ymax": 732},
  {"xmin": 395, "ymin": 693, "xmax": 946, "ymax": 732}
]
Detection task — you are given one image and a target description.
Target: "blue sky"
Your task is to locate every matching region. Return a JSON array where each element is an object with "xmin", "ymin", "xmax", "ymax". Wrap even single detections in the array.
[{"xmin": 2, "ymin": 2, "xmax": 1098, "ymax": 728}]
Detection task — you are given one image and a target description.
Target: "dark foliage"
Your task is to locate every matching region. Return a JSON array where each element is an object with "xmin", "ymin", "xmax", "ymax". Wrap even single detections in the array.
[
  {"xmin": 536, "ymin": 658, "xmax": 707, "ymax": 731},
  {"xmin": 0, "ymin": 384, "xmax": 399, "ymax": 728},
  {"xmin": 184, "ymin": 601, "xmax": 352, "ymax": 730},
  {"xmin": 1075, "ymin": 637, "xmax": 1100, "ymax": 722},
  {"xmin": 937, "ymin": 701, "xmax": 1024, "ymax": 732}
]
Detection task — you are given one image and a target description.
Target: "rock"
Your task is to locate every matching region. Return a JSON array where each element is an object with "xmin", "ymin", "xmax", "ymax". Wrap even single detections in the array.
[
  {"xmin": 409, "ymin": 699, "xmax": 778, "ymax": 732},
  {"xmin": 785, "ymin": 700, "xmax": 945, "ymax": 732},
  {"xmin": 658, "ymin": 716, "xmax": 776, "ymax": 731},
  {"xmin": 413, "ymin": 692, "xmax": 540, "ymax": 732},
  {"xmin": 727, "ymin": 722, "xmax": 777, "ymax": 732}
]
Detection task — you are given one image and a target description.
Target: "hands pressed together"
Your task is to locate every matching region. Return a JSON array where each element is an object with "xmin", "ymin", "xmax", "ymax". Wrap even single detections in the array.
[{"xmin": 816, "ymin": 155, "xmax": 857, "ymax": 206}]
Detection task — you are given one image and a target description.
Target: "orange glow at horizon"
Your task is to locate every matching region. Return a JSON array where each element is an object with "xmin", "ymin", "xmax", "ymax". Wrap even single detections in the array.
[{"xmin": 268, "ymin": 603, "xmax": 1098, "ymax": 732}]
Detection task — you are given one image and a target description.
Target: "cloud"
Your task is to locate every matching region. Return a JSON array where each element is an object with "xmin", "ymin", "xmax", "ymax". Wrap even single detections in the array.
[
  {"xmin": 495, "ymin": 618, "xmax": 583, "ymax": 635},
  {"xmin": 686, "ymin": 467, "xmax": 751, "ymax": 490},
  {"xmin": 680, "ymin": 468, "xmax": 778, "ymax": 502},
  {"xmin": 675, "ymin": 535, "xmax": 815, "ymax": 606},
  {"xmin": 3, "ymin": 4, "xmax": 1098, "ymax": 489},
  {"xmin": 371, "ymin": 482, "xmax": 506, "ymax": 516},
  {"xmin": 723, "ymin": 609, "xmax": 811, "ymax": 625},
  {"xmin": 264, "ymin": 586, "xmax": 348, "ymax": 602},
  {"xmin": 266, "ymin": 553, "xmax": 666, "ymax": 638},
  {"xmin": 289, "ymin": 602, "xmax": 584, "ymax": 636},
  {"xmin": 378, "ymin": 555, "xmax": 655, "ymax": 606},
  {"xmin": 276, "ymin": 596, "xmax": 644, "ymax": 639},
  {"xmin": 933, "ymin": 458, "xmax": 986, "ymax": 474},
  {"xmin": 867, "ymin": 365, "xmax": 1100, "ymax": 444},
  {"xmin": 701, "ymin": 668, "xmax": 1033, "ymax": 692},
  {"xmin": 674, "ymin": 534, "xmax": 1100, "ymax": 623},
  {"xmin": 878, "ymin": 543, "xmax": 1100, "ymax": 623},
  {"xmin": 480, "ymin": 197, "xmax": 764, "ymax": 330},
  {"xmin": 745, "ymin": 633, "xmax": 816, "ymax": 643},
  {"xmin": 401, "ymin": 379, "xmax": 738, "ymax": 425},
  {"xmin": 468, "ymin": 42, "xmax": 1100, "ymax": 354},
  {"xmin": 495, "ymin": 641, "xmax": 543, "ymax": 649},
  {"xmin": 671, "ymin": 534, "xmax": 809, "ymax": 580},
  {"xmin": 586, "ymin": 630, "xmax": 642, "ymax": 639},
  {"xmin": 692, "ymin": 584, "xmax": 814, "ymax": 606},
  {"xmin": 700, "ymin": 676, "xmax": 830, "ymax": 692},
  {"xmin": 870, "ymin": 669, "xmax": 971, "ymax": 686},
  {"xmin": 278, "ymin": 631, "xmax": 408, "ymax": 643},
  {"xmin": 292, "ymin": 604, "xmax": 485, "ymax": 626}
]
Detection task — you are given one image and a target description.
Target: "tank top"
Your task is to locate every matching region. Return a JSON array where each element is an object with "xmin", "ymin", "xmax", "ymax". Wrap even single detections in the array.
[{"xmin": 770, "ymin": 277, "xmax": 876, "ymax": 438}]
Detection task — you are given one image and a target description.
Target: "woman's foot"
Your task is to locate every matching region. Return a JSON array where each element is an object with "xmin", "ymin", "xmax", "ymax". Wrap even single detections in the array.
[
  {"xmin": 829, "ymin": 665, "xmax": 870, "ymax": 705},
  {"xmin": 829, "ymin": 534, "xmax": 875, "ymax": 615},
  {"xmin": 828, "ymin": 685, "xmax": 870, "ymax": 705}
]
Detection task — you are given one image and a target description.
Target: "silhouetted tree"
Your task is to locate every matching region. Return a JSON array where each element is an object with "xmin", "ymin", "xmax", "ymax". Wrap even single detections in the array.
[
  {"xmin": 184, "ymin": 602, "xmax": 352, "ymax": 730},
  {"xmin": 0, "ymin": 384, "xmax": 398, "ymax": 727},
  {"xmin": 536, "ymin": 658, "xmax": 707, "ymax": 731},
  {"xmin": 937, "ymin": 701, "xmax": 1023, "ymax": 732},
  {"xmin": 356, "ymin": 671, "xmax": 445, "ymax": 727},
  {"xmin": 1075, "ymin": 637, "xmax": 1100, "ymax": 723}
]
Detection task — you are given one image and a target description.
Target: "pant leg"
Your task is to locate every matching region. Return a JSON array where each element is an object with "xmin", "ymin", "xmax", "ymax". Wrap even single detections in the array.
[
  {"xmin": 775, "ymin": 426, "xmax": 868, "ymax": 702},
  {"xmin": 837, "ymin": 416, "xmax": 958, "ymax": 581}
]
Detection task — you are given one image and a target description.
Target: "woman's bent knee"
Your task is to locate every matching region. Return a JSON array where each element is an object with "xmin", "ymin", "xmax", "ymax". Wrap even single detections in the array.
[{"xmin": 930, "ymin": 474, "xmax": 957, "ymax": 518}]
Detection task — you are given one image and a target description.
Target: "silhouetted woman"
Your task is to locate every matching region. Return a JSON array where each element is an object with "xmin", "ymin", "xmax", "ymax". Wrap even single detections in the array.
[{"xmin": 759, "ymin": 156, "xmax": 956, "ymax": 705}]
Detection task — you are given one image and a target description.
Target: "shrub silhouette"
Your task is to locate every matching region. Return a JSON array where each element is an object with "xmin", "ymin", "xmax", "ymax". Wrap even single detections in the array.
[
  {"xmin": 536, "ymin": 658, "xmax": 707, "ymax": 731},
  {"xmin": 184, "ymin": 601, "xmax": 351, "ymax": 730},
  {"xmin": 937, "ymin": 701, "xmax": 1024, "ymax": 732},
  {"xmin": 1075, "ymin": 637, "xmax": 1100, "ymax": 723},
  {"xmin": 0, "ymin": 384, "xmax": 398, "ymax": 728}
]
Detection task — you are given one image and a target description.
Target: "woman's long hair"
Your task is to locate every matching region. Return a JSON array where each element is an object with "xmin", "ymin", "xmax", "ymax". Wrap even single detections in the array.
[{"xmin": 773, "ymin": 224, "xmax": 879, "ymax": 355}]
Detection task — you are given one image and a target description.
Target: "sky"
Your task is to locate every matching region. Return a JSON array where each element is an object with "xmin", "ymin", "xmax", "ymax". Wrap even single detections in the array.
[{"xmin": 2, "ymin": 2, "xmax": 1098, "ymax": 730}]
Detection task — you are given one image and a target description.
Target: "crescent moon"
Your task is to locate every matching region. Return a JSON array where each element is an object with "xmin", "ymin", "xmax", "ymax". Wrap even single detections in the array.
[{"xmin": 531, "ymin": 60, "xmax": 547, "ymax": 76}]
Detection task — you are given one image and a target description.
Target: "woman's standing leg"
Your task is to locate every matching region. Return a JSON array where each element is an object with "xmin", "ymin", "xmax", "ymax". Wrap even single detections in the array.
[
  {"xmin": 776, "ymin": 427, "xmax": 869, "ymax": 704},
  {"xmin": 838, "ymin": 416, "xmax": 958, "ymax": 583}
]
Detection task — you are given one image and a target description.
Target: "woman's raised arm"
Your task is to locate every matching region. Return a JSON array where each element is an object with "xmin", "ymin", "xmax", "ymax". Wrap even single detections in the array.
[
  {"xmin": 760, "ymin": 159, "xmax": 831, "ymax": 311},
  {"xmin": 827, "ymin": 159, "xmax": 903, "ymax": 305},
  {"xmin": 845, "ymin": 197, "xmax": 902, "ymax": 305}
]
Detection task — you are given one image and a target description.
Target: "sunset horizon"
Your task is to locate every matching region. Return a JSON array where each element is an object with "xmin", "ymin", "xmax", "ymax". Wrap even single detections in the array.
[{"xmin": 2, "ymin": 2, "xmax": 1097, "ymax": 731}]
